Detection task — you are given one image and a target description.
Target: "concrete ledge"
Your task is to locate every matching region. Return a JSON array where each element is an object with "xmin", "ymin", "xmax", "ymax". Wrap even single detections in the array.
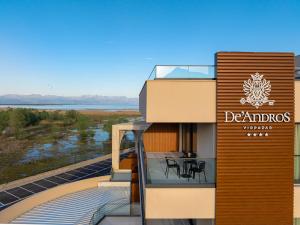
[
  {"xmin": 0, "ymin": 176, "xmax": 111, "ymax": 223},
  {"xmin": 99, "ymin": 181, "xmax": 131, "ymax": 187}
]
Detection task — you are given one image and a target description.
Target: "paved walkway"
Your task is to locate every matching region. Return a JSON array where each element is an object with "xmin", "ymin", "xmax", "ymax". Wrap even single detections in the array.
[{"xmin": 0, "ymin": 151, "xmax": 131, "ymax": 211}]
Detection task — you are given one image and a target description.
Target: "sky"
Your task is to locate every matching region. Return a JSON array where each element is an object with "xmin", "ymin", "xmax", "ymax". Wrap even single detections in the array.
[{"xmin": 0, "ymin": 0, "xmax": 299, "ymax": 98}]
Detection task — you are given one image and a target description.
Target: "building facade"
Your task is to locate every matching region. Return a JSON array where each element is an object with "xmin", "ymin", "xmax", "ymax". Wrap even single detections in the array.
[
  {"xmin": 1, "ymin": 51, "xmax": 299, "ymax": 225},
  {"xmin": 137, "ymin": 52, "xmax": 300, "ymax": 225}
]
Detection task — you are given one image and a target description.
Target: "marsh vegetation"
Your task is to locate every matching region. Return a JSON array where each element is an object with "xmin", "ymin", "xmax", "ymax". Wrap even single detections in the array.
[{"xmin": 0, "ymin": 108, "xmax": 140, "ymax": 184}]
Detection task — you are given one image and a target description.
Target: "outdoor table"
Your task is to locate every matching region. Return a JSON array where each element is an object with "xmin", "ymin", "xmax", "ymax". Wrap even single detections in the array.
[{"xmin": 177, "ymin": 157, "xmax": 197, "ymax": 179}]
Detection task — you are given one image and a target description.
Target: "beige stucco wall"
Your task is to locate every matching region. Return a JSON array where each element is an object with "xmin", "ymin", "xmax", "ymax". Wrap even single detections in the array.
[
  {"xmin": 144, "ymin": 80, "xmax": 216, "ymax": 123},
  {"xmin": 145, "ymin": 186, "xmax": 300, "ymax": 219},
  {"xmin": 294, "ymin": 186, "xmax": 300, "ymax": 218},
  {"xmin": 141, "ymin": 80, "xmax": 300, "ymax": 123},
  {"xmin": 296, "ymin": 81, "xmax": 300, "ymax": 123},
  {"xmin": 145, "ymin": 187, "xmax": 215, "ymax": 219}
]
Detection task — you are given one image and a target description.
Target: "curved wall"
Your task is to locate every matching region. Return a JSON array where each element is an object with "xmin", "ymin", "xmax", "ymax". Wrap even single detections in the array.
[{"xmin": 0, "ymin": 176, "xmax": 110, "ymax": 223}]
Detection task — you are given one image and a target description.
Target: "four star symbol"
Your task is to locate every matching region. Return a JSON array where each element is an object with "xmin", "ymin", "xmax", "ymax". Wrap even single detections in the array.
[{"xmin": 246, "ymin": 132, "xmax": 269, "ymax": 137}]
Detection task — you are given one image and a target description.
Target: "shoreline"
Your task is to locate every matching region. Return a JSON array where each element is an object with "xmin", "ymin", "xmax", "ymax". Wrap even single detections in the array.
[
  {"xmin": 78, "ymin": 109, "xmax": 140, "ymax": 116},
  {"xmin": 0, "ymin": 107, "xmax": 140, "ymax": 116}
]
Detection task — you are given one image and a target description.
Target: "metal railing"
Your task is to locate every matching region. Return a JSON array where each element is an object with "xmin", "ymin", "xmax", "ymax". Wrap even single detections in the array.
[
  {"xmin": 145, "ymin": 156, "xmax": 215, "ymax": 186},
  {"xmin": 146, "ymin": 65, "xmax": 300, "ymax": 80},
  {"xmin": 136, "ymin": 136, "xmax": 215, "ymax": 187},
  {"xmin": 148, "ymin": 65, "xmax": 215, "ymax": 80},
  {"xmin": 295, "ymin": 155, "xmax": 300, "ymax": 184},
  {"xmin": 137, "ymin": 139, "xmax": 146, "ymax": 225},
  {"xmin": 89, "ymin": 198, "xmax": 130, "ymax": 225}
]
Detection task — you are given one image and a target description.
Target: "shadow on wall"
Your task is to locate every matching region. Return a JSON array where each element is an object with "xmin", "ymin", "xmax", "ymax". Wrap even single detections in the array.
[{"xmin": 119, "ymin": 153, "xmax": 139, "ymax": 202}]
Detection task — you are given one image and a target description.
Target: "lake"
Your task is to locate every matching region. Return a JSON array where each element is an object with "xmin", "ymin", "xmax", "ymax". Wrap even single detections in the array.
[
  {"xmin": 0, "ymin": 124, "xmax": 135, "ymax": 184},
  {"xmin": 20, "ymin": 125, "xmax": 134, "ymax": 163},
  {"xmin": 0, "ymin": 104, "xmax": 138, "ymax": 111}
]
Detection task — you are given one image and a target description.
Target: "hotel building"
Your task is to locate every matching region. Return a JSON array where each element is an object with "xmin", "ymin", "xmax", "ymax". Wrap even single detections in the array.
[
  {"xmin": 0, "ymin": 52, "xmax": 299, "ymax": 225},
  {"xmin": 112, "ymin": 52, "xmax": 300, "ymax": 225}
]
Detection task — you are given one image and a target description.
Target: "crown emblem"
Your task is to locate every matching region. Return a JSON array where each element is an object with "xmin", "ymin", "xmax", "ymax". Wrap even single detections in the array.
[
  {"xmin": 251, "ymin": 73, "xmax": 263, "ymax": 81},
  {"xmin": 240, "ymin": 72, "xmax": 275, "ymax": 109}
]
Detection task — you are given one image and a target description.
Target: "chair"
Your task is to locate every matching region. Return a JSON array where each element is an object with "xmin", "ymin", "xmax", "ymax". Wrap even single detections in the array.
[
  {"xmin": 189, "ymin": 161, "xmax": 207, "ymax": 182},
  {"xmin": 182, "ymin": 152, "xmax": 197, "ymax": 158},
  {"xmin": 165, "ymin": 157, "xmax": 180, "ymax": 178}
]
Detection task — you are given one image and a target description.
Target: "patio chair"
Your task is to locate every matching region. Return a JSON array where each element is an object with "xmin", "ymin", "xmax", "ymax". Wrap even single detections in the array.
[
  {"xmin": 189, "ymin": 160, "xmax": 207, "ymax": 183},
  {"xmin": 165, "ymin": 157, "xmax": 180, "ymax": 178}
]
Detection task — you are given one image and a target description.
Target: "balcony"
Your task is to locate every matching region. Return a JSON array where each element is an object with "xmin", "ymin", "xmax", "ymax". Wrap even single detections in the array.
[
  {"xmin": 145, "ymin": 153, "xmax": 215, "ymax": 187},
  {"xmin": 148, "ymin": 65, "xmax": 215, "ymax": 80},
  {"xmin": 137, "ymin": 141, "xmax": 215, "ymax": 219}
]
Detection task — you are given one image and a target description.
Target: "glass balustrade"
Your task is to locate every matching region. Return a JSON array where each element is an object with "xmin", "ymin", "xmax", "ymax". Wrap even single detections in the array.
[
  {"xmin": 147, "ymin": 65, "xmax": 299, "ymax": 80},
  {"xmin": 89, "ymin": 198, "xmax": 131, "ymax": 225},
  {"xmin": 148, "ymin": 65, "xmax": 215, "ymax": 80},
  {"xmin": 145, "ymin": 155, "xmax": 215, "ymax": 186}
]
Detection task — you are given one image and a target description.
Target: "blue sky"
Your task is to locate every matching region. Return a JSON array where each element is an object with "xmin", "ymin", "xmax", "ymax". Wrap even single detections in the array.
[{"xmin": 0, "ymin": 0, "xmax": 299, "ymax": 98}]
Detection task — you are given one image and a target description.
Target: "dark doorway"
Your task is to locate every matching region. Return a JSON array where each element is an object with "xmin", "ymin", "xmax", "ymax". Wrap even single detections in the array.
[{"xmin": 182, "ymin": 123, "xmax": 197, "ymax": 153}]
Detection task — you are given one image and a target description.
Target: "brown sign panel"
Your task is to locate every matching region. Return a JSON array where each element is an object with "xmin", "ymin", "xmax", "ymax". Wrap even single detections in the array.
[{"xmin": 216, "ymin": 52, "xmax": 294, "ymax": 225}]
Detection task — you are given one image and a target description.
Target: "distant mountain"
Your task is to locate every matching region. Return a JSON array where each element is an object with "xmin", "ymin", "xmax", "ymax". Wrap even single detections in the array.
[
  {"xmin": 163, "ymin": 67, "xmax": 214, "ymax": 79},
  {"xmin": 0, "ymin": 94, "xmax": 138, "ymax": 105}
]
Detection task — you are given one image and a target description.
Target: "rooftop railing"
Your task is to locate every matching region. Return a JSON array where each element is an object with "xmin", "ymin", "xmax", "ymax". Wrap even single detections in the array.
[
  {"xmin": 147, "ymin": 65, "xmax": 300, "ymax": 80},
  {"xmin": 148, "ymin": 65, "xmax": 216, "ymax": 80}
]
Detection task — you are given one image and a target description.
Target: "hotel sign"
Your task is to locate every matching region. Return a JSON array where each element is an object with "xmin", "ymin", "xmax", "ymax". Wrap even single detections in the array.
[
  {"xmin": 216, "ymin": 52, "xmax": 294, "ymax": 225},
  {"xmin": 223, "ymin": 72, "xmax": 291, "ymax": 137},
  {"xmin": 224, "ymin": 111, "xmax": 291, "ymax": 123},
  {"xmin": 240, "ymin": 72, "xmax": 274, "ymax": 108}
]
